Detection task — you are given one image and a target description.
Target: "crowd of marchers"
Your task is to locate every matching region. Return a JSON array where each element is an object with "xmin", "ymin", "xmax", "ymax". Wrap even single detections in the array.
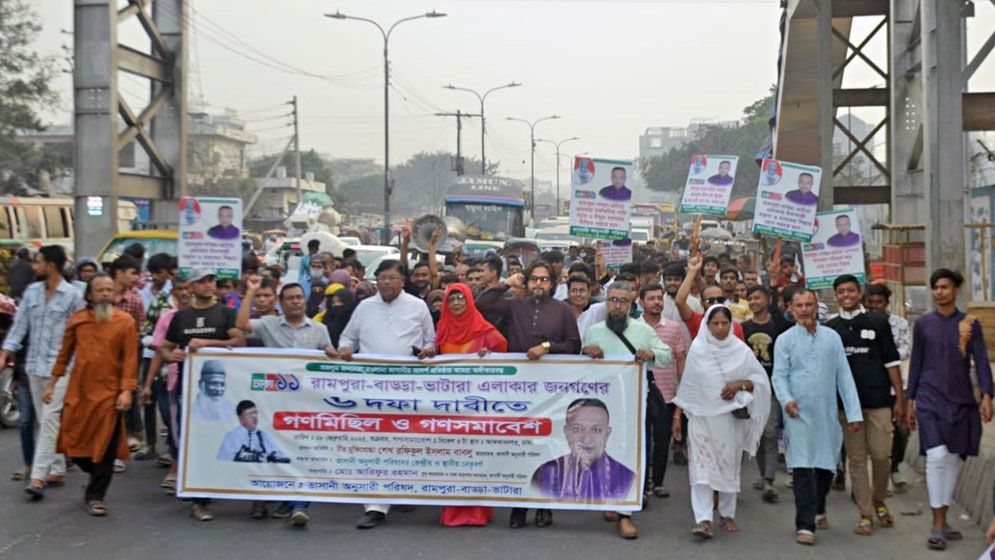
[{"xmin": 1, "ymin": 230, "xmax": 992, "ymax": 552}]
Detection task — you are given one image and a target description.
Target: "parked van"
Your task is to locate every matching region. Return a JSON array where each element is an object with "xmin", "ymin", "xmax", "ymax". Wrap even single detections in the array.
[{"xmin": 0, "ymin": 196, "xmax": 138, "ymax": 255}]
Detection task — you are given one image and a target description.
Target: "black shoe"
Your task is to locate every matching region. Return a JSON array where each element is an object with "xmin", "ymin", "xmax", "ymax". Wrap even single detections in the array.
[
  {"xmin": 510, "ymin": 508, "xmax": 527, "ymax": 528},
  {"xmin": 672, "ymin": 448, "xmax": 688, "ymax": 466},
  {"xmin": 25, "ymin": 484, "xmax": 44, "ymax": 501},
  {"xmin": 535, "ymin": 508, "xmax": 553, "ymax": 527},
  {"xmin": 356, "ymin": 511, "xmax": 386, "ymax": 529}
]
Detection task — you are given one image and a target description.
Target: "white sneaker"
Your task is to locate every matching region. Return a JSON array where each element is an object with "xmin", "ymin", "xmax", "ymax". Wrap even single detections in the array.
[{"xmin": 113, "ymin": 459, "xmax": 126, "ymax": 473}]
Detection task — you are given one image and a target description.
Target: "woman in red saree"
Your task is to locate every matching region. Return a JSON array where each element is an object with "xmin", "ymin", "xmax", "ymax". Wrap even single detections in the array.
[{"xmin": 436, "ymin": 283, "xmax": 508, "ymax": 527}]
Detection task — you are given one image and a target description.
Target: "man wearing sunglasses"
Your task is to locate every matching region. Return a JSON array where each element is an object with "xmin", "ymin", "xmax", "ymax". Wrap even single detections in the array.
[
  {"xmin": 675, "ymin": 254, "xmax": 745, "ymax": 341},
  {"xmin": 476, "ymin": 259, "xmax": 581, "ymax": 530}
]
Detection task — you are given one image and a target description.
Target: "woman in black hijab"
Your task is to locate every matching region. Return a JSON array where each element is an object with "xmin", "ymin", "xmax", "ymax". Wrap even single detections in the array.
[{"xmin": 322, "ymin": 288, "xmax": 357, "ymax": 347}]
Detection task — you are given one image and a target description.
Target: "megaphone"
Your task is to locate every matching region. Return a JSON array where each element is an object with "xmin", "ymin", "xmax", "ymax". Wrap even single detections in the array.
[{"xmin": 412, "ymin": 214, "xmax": 465, "ymax": 254}]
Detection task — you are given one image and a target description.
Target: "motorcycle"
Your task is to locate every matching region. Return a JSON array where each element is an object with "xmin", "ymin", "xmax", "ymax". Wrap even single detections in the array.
[
  {"xmin": 0, "ymin": 364, "xmax": 17, "ymax": 428},
  {"xmin": 0, "ymin": 295, "xmax": 18, "ymax": 428}
]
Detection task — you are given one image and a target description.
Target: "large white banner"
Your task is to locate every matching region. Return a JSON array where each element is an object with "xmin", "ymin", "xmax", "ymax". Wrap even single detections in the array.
[
  {"xmin": 568, "ymin": 157, "xmax": 634, "ymax": 241},
  {"xmin": 752, "ymin": 159, "xmax": 822, "ymax": 242},
  {"xmin": 678, "ymin": 154, "xmax": 739, "ymax": 216},
  {"xmin": 801, "ymin": 208, "xmax": 866, "ymax": 289},
  {"xmin": 178, "ymin": 349, "xmax": 646, "ymax": 511},
  {"xmin": 178, "ymin": 196, "xmax": 242, "ymax": 280}
]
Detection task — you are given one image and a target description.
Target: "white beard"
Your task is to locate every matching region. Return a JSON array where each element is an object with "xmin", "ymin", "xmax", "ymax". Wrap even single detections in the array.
[{"xmin": 93, "ymin": 303, "xmax": 114, "ymax": 322}]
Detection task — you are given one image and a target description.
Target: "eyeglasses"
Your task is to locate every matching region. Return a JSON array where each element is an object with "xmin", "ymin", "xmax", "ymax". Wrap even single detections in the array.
[
  {"xmin": 704, "ymin": 297, "xmax": 725, "ymax": 304},
  {"xmin": 528, "ymin": 275, "xmax": 552, "ymax": 283},
  {"xmin": 607, "ymin": 297, "xmax": 631, "ymax": 305},
  {"xmin": 447, "ymin": 292, "xmax": 466, "ymax": 302}
]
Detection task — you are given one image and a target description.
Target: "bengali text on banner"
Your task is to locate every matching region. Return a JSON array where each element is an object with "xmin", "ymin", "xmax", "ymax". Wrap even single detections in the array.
[{"xmin": 178, "ymin": 349, "xmax": 646, "ymax": 511}]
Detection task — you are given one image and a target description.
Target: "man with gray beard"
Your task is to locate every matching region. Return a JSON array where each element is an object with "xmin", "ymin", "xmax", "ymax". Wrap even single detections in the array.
[
  {"xmin": 581, "ymin": 281, "xmax": 673, "ymax": 539},
  {"xmin": 43, "ymin": 274, "xmax": 138, "ymax": 515}
]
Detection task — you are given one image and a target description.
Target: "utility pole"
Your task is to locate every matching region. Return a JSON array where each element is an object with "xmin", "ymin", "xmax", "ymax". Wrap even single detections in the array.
[
  {"xmin": 436, "ymin": 110, "xmax": 481, "ymax": 176},
  {"xmin": 244, "ymin": 97, "xmax": 297, "ymax": 218},
  {"xmin": 292, "ymin": 96, "xmax": 302, "ymax": 204},
  {"xmin": 443, "ymin": 82, "xmax": 522, "ymax": 175}
]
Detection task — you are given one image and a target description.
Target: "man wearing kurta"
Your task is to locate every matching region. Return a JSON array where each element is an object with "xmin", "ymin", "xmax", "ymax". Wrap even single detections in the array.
[
  {"xmin": 580, "ymin": 280, "xmax": 672, "ymax": 540},
  {"xmin": 476, "ymin": 259, "xmax": 582, "ymax": 530},
  {"xmin": 43, "ymin": 274, "xmax": 138, "ymax": 516},
  {"xmin": 772, "ymin": 289, "xmax": 862, "ymax": 546},
  {"xmin": 907, "ymin": 268, "xmax": 993, "ymax": 551}
]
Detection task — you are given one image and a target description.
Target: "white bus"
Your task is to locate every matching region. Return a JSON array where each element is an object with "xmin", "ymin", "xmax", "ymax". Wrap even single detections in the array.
[{"xmin": 0, "ymin": 196, "xmax": 138, "ymax": 254}]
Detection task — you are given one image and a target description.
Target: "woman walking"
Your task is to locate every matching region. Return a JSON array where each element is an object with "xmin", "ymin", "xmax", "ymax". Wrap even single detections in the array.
[{"xmin": 673, "ymin": 305, "xmax": 771, "ymax": 539}]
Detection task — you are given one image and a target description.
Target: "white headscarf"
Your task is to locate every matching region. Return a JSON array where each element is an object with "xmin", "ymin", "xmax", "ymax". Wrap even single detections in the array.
[{"xmin": 673, "ymin": 304, "xmax": 771, "ymax": 457}]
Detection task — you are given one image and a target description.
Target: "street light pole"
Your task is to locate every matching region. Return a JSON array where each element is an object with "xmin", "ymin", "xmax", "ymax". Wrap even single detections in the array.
[
  {"xmin": 443, "ymin": 82, "xmax": 521, "ymax": 175},
  {"xmin": 536, "ymin": 136, "xmax": 579, "ymax": 216},
  {"xmin": 326, "ymin": 10, "xmax": 446, "ymax": 244},
  {"xmin": 506, "ymin": 115, "xmax": 560, "ymax": 222}
]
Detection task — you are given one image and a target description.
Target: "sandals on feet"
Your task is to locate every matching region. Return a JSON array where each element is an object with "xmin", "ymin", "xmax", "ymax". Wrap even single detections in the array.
[
  {"xmin": 854, "ymin": 517, "xmax": 874, "ymax": 536},
  {"xmin": 943, "ymin": 525, "xmax": 962, "ymax": 541},
  {"xmin": 874, "ymin": 504, "xmax": 894, "ymax": 528},
  {"xmin": 10, "ymin": 467, "xmax": 28, "ymax": 481},
  {"xmin": 927, "ymin": 530, "xmax": 947, "ymax": 550},
  {"xmin": 86, "ymin": 500, "xmax": 107, "ymax": 516},
  {"xmin": 815, "ymin": 514, "xmax": 830, "ymax": 530},
  {"xmin": 796, "ymin": 531, "xmax": 815, "ymax": 545},
  {"xmin": 720, "ymin": 517, "xmax": 740, "ymax": 533},
  {"xmin": 691, "ymin": 521, "xmax": 713, "ymax": 539}
]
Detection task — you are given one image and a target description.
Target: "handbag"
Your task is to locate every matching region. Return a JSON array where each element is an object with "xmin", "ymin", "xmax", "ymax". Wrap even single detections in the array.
[
  {"xmin": 709, "ymin": 348, "xmax": 750, "ymax": 419},
  {"xmin": 612, "ymin": 330, "xmax": 654, "ymax": 390}
]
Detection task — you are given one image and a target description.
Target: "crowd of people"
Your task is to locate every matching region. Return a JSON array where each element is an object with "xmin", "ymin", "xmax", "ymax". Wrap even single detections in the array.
[{"xmin": 1, "ymin": 230, "xmax": 993, "ymax": 552}]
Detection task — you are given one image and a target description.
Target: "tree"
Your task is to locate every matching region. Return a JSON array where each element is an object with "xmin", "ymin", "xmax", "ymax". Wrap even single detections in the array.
[
  {"xmin": 0, "ymin": 0, "xmax": 59, "ymax": 193},
  {"xmin": 249, "ymin": 148, "xmax": 335, "ymax": 189},
  {"xmin": 337, "ymin": 151, "xmax": 500, "ymax": 216},
  {"xmin": 639, "ymin": 87, "xmax": 776, "ymax": 202}
]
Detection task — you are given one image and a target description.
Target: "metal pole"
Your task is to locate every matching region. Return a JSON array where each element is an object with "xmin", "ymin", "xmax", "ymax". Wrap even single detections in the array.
[
  {"xmin": 480, "ymin": 98, "xmax": 486, "ymax": 175},
  {"xmin": 456, "ymin": 110, "xmax": 464, "ymax": 176},
  {"xmin": 292, "ymin": 95, "xmax": 302, "ymax": 205},
  {"xmin": 327, "ymin": 11, "xmax": 446, "ymax": 244},
  {"xmin": 555, "ymin": 144, "xmax": 560, "ymax": 215},
  {"xmin": 530, "ymin": 126, "xmax": 535, "ymax": 223},
  {"xmin": 383, "ymin": 44, "xmax": 390, "ymax": 244}
]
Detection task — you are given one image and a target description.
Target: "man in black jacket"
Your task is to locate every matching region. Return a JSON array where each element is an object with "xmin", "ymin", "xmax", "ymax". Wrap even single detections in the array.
[{"xmin": 825, "ymin": 274, "xmax": 905, "ymax": 535}]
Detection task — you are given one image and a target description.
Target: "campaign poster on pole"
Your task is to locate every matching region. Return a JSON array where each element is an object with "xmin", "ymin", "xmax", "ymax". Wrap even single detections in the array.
[
  {"xmin": 678, "ymin": 154, "xmax": 739, "ymax": 216},
  {"xmin": 752, "ymin": 159, "xmax": 822, "ymax": 242},
  {"xmin": 178, "ymin": 349, "xmax": 646, "ymax": 511},
  {"xmin": 568, "ymin": 157, "xmax": 634, "ymax": 241},
  {"xmin": 178, "ymin": 196, "xmax": 242, "ymax": 280},
  {"xmin": 801, "ymin": 208, "xmax": 866, "ymax": 289}
]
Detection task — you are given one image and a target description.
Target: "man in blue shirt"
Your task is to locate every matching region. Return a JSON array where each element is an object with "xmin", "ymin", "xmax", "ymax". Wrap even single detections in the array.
[{"xmin": 0, "ymin": 245, "xmax": 85, "ymax": 499}]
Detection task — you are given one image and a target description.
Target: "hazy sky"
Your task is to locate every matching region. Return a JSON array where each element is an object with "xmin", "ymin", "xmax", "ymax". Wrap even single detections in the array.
[{"xmin": 30, "ymin": 0, "xmax": 995, "ymax": 187}]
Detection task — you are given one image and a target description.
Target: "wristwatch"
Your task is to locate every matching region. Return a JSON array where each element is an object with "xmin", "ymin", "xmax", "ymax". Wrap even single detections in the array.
[{"xmin": 541, "ymin": 341, "xmax": 551, "ymax": 353}]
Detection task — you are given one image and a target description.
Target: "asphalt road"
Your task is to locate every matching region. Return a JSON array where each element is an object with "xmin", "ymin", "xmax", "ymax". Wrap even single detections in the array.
[{"xmin": 0, "ymin": 428, "xmax": 987, "ymax": 560}]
